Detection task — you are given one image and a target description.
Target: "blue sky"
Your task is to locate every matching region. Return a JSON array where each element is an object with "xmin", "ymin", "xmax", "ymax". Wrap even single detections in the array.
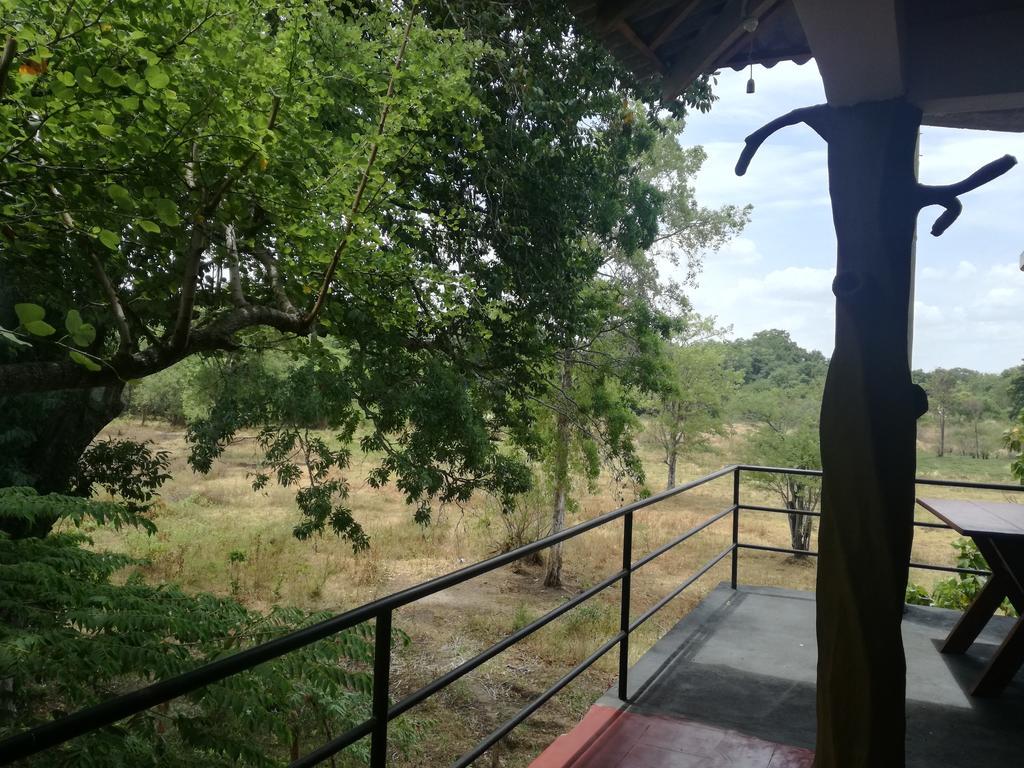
[{"xmin": 673, "ymin": 61, "xmax": 1024, "ymax": 373}]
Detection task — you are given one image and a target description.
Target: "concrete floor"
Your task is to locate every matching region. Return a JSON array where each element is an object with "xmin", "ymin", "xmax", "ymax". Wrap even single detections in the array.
[{"xmin": 590, "ymin": 583, "xmax": 1024, "ymax": 767}]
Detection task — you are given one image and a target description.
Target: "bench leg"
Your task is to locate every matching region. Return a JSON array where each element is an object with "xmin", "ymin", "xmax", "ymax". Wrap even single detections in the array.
[
  {"xmin": 968, "ymin": 538, "xmax": 1024, "ymax": 696},
  {"xmin": 941, "ymin": 572, "xmax": 1008, "ymax": 655},
  {"xmin": 971, "ymin": 617, "xmax": 1024, "ymax": 697}
]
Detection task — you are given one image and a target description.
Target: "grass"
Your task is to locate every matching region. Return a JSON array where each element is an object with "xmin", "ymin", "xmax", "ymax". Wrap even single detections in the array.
[{"xmin": 86, "ymin": 417, "xmax": 1021, "ymax": 767}]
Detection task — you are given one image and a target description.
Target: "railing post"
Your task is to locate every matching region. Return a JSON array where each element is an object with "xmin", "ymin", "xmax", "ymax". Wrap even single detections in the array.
[
  {"xmin": 731, "ymin": 468, "xmax": 740, "ymax": 589},
  {"xmin": 370, "ymin": 610, "xmax": 392, "ymax": 768},
  {"xmin": 617, "ymin": 510, "xmax": 633, "ymax": 701}
]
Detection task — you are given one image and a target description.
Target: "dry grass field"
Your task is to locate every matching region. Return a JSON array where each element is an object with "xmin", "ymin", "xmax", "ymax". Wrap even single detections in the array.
[{"xmin": 82, "ymin": 419, "xmax": 1021, "ymax": 767}]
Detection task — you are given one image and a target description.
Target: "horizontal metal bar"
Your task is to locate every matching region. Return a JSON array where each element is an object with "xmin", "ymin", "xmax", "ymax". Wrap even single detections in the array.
[
  {"xmin": 740, "ymin": 504, "xmax": 950, "ymax": 530},
  {"xmin": 738, "ymin": 464, "xmax": 822, "ymax": 478},
  {"xmin": 739, "ymin": 466, "xmax": 1023, "ymax": 494},
  {"xmin": 629, "ymin": 545, "xmax": 735, "ymax": 632},
  {"xmin": 289, "ymin": 719, "xmax": 373, "ymax": 768},
  {"xmin": 738, "ymin": 544, "xmax": 990, "ymax": 578},
  {"xmin": 739, "ymin": 543, "xmax": 817, "ymax": 557},
  {"xmin": 630, "ymin": 505, "xmax": 735, "ymax": 571},
  {"xmin": 913, "ymin": 520, "xmax": 953, "ymax": 530},
  {"xmin": 909, "ymin": 561, "xmax": 991, "ymax": 577},
  {"xmin": 450, "ymin": 631, "xmax": 626, "ymax": 768},
  {"xmin": 739, "ymin": 503, "xmax": 821, "ymax": 518},
  {"xmin": 0, "ymin": 465, "xmax": 738, "ymax": 765},
  {"xmin": 389, "ymin": 568, "xmax": 627, "ymax": 719},
  {"xmin": 915, "ymin": 477, "xmax": 1024, "ymax": 492}
]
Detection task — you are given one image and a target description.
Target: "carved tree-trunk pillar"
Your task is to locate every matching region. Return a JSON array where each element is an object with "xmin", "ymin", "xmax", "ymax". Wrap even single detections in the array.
[
  {"xmin": 815, "ymin": 99, "xmax": 923, "ymax": 768},
  {"xmin": 736, "ymin": 98, "xmax": 1015, "ymax": 768}
]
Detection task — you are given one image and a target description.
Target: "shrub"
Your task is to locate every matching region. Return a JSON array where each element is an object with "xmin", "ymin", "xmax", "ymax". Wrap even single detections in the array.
[
  {"xmin": 907, "ymin": 538, "xmax": 1017, "ymax": 618},
  {"xmin": 0, "ymin": 488, "xmax": 411, "ymax": 766}
]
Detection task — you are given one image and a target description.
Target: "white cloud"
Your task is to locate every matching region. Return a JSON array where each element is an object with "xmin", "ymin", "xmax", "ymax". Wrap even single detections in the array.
[
  {"xmin": 707, "ymin": 236, "xmax": 762, "ymax": 265},
  {"xmin": 985, "ymin": 287, "xmax": 1017, "ymax": 307},
  {"xmin": 989, "ymin": 262, "xmax": 1021, "ymax": 279},
  {"xmin": 760, "ymin": 266, "xmax": 834, "ymax": 298},
  {"xmin": 914, "ymin": 301, "xmax": 943, "ymax": 325},
  {"xmin": 953, "ymin": 260, "xmax": 977, "ymax": 279}
]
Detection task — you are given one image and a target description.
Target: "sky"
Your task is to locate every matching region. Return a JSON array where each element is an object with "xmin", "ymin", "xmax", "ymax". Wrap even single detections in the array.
[{"xmin": 671, "ymin": 61, "xmax": 1024, "ymax": 373}]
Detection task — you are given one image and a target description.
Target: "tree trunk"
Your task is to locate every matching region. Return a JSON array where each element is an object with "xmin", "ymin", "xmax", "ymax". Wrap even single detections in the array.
[
  {"xmin": 666, "ymin": 448, "xmax": 677, "ymax": 490},
  {"xmin": 938, "ymin": 409, "xmax": 945, "ymax": 457},
  {"xmin": 786, "ymin": 499, "xmax": 813, "ymax": 555},
  {"xmin": 0, "ymin": 283, "xmax": 126, "ymax": 535},
  {"xmin": 545, "ymin": 361, "xmax": 573, "ymax": 588},
  {"xmin": 0, "ymin": 386, "xmax": 125, "ymax": 537},
  {"xmin": 814, "ymin": 99, "xmax": 925, "ymax": 768}
]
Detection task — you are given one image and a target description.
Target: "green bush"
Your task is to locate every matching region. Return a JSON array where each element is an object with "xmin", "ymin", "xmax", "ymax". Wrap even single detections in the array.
[
  {"xmin": 907, "ymin": 538, "xmax": 1017, "ymax": 618},
  {"xmin": 0, "ymin": 488, "xmax": 412, "ymax": 766}
]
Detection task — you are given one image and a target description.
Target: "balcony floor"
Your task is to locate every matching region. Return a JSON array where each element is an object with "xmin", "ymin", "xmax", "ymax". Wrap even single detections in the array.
[{"xmin": 531, "ymin": 583, "xmax": 1023, "ymax": 768}]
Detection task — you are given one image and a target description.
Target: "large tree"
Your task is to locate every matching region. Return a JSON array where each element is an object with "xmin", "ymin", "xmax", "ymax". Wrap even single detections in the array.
[
  {"xmin": 651, "ymin": 337, "xmax": 736, "ymax": 490},
  {"xmin": 0, "ymin": 1, "xmax": 714, "ymax": 539},
  {"xmin": 731, "ymin": 332, "xmax": 826, "ymax": 554},
  {"xmin": 537, "ymin": 119, "xmax": 747, "ymax": 586}
]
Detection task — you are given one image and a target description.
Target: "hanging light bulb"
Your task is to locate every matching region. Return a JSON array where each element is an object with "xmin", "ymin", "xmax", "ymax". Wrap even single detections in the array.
[{"xmin": 743, "ymin": 14, "xmax": 758, "ymax": 94}]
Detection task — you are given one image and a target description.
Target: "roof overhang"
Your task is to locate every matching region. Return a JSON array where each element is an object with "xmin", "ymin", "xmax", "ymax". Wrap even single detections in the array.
[{"xmin": 569, "ymin": 0, "xmax": 1024, "ymax": 132}]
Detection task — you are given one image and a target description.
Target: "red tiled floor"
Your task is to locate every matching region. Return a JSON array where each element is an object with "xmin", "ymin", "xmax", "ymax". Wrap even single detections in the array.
[{"xmin": 528, "ymin": 705, "xmax": 815, "ymax": 768}]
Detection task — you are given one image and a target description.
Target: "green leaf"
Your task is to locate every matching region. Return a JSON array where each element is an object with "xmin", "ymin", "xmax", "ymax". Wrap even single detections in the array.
[
  {"xmin": 144, "ymin": 65, "xmax": 169, "ymax": 89},
  {"xmin": 73, "ymin": 324, "xmax": 97, "ymax": 347},
  {"xmin": 14, "ymin": 303, "xmax": 45, "ymax": 325},
  {"xmin": 124, "ymin": 72, "xmax": 146, "ymax": 94},
  {"xmin": 106, "ymin": 184, "xmax": 134, "ymax": 209},
  {"xmin": 70, "ymin": 349, "xmax": 102, "ymax": 372},
  {"xmin": 98, "ymin": 229, "xmax": 120, "ymax": 250},
  {"xmin": 98, "ymin": 67, "xmax": 122, "ymax": 88},
  {"xmin": 65, "ymin": 309, "xmax": 83, "ymax": 333},
  {"xmin": 25, "ymin": 320, "xmax": 56, "ymax": 337},
  {"xmin": 153, "ymin": 198, "xmax": 180, "ymax": 226},
  {"xmin": 0, "ymin": 328, "xmax": 31, "ymax": 347},
  {"xmin": 137, "ymin": 219, "xmax": 160, "ymax": 233},
  {"xmin": 95, "ymin": 124, "xmax": 118, "ymax": 137}
]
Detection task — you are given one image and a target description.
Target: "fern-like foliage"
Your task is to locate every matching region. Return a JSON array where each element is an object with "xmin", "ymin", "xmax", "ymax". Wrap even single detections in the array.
[{"xmin": 0, "ymin": 489, "xmax": 411, "ymax": 766}]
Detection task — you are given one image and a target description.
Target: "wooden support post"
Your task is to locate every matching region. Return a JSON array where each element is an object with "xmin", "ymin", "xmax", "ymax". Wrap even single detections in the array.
[
  {"xmin": 736, "ymin": 98, "xmax": 1016, "ymax": 768},
  {"xmin": 814, "ymin": 99, "xmax": 923, "ymax": 768}
]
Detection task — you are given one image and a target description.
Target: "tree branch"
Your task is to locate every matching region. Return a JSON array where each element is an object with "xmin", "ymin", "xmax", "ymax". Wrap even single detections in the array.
[
  {"xmin": 169, "ymin": 216, "xmax": 210, "ymax": 350},
  {"xmin": 252, "ymin": 245, "xmax": 297, "ymax": 314},
  {"xmin": 0, "ymin": 36, "xmax": 17, "ymax": 100},
  {"xmin": 46, "ymin": 183, "xmax": 133, "ymax": 352},
  {"xmin": 170, "ymin": 97, "xmax": 281, "ymax": 350},
  {"xmin": 916, "ymin": 154, "xmax": 1017, "ymax": 236},
  {"xmin": 303, "ymin": 8, "xmax": 415, "ymax": 326},
  {"xmin": 735, "ymin": 105, "xmax": 832, "ymax": 177},
  {"xmin": 224, "ymin": 224, "xmax": 248, "ymax": 307},
  {"xmin": 87, "ymin": 250, "xmax": 132, "ymax": 352},
  {"xmin": 0, "ymin": 304, "xmax": 309, "ymax": 394}
]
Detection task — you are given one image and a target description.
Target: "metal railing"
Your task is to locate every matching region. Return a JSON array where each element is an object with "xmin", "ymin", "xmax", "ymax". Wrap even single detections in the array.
[
  {"xmin": 731, "ymin": 465, "xmax": 1023, "ymax": 580},
  {"xmin": 2, "ymin": 465, "xmax": 1020, "ymax": 766}
]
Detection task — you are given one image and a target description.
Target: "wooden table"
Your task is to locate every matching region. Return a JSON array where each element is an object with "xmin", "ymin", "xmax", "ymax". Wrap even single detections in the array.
[{"xmin": 917, "ymin": 498, "xmax": 1024, "ymax": 696}]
